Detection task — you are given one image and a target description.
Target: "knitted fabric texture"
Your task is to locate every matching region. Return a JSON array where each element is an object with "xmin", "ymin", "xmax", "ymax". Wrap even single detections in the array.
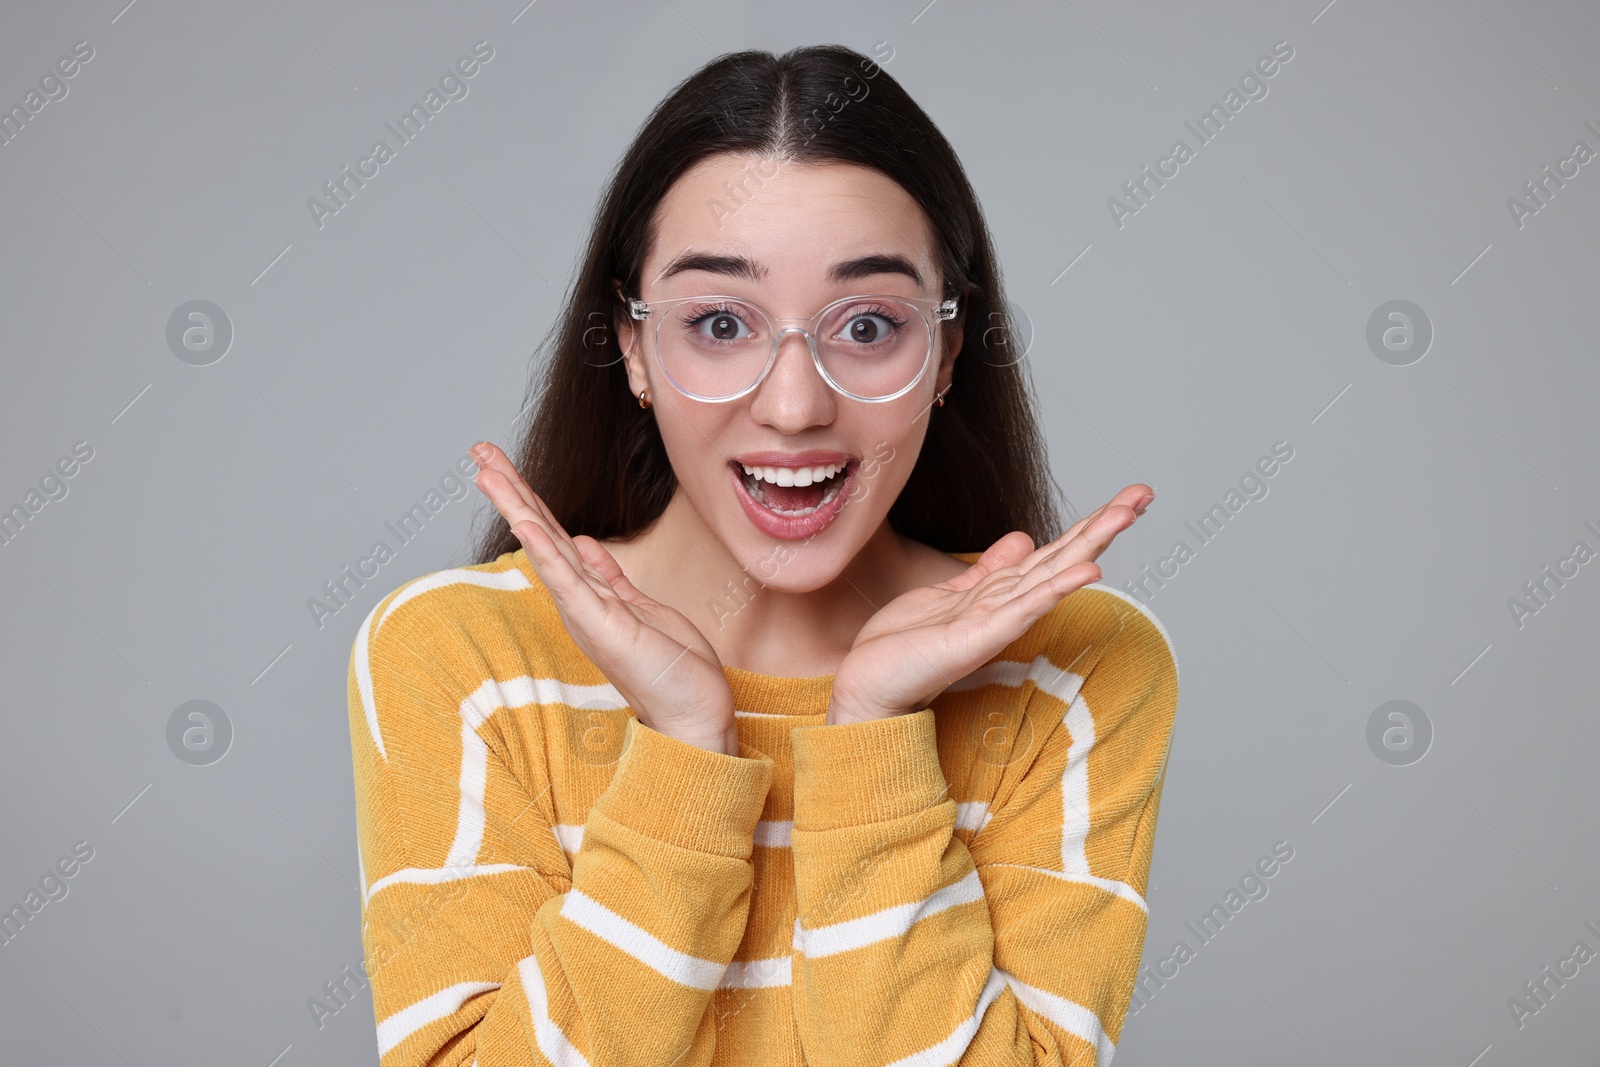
[{"xmin": 347, "ymin": 548, "xmax": 1180, "ymax": 1066}]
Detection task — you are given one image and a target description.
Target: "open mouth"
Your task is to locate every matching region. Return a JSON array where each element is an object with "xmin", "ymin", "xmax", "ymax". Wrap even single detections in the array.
[{"xmin": 735, "ymin": 460, "xmax": 853, "ymax": 517}]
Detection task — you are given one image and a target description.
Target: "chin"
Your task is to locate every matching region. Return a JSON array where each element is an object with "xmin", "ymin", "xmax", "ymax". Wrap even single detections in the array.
[{"xmin": 725, "ymin": 528, "xmax": 860, "ymax": 595}]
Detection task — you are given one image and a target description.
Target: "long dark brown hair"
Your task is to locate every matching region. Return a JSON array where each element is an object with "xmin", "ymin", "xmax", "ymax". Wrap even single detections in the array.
[{"xmin": 472, "ymin": 43, "xmax": 1064, "ymax": 564}]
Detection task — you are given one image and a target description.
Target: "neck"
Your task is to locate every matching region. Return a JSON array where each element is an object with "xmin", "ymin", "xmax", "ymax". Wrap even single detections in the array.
[{"xmin": 604, "ymin": 487, "xmax": 920, "ymax": 677}]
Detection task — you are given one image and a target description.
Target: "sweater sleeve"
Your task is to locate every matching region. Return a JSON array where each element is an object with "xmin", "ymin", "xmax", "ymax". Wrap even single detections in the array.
[
  {"xmin": 786, "ymin": 592, "xmax": 1179, "ymax": 1066},
  {"xmin": 349, "ymin": 592, "xmax": 775, "ymax": 1066}
]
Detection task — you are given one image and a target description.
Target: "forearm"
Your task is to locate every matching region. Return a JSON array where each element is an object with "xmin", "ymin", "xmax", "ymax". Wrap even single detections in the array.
[
  {"xmin": 528, "ymin": 716, "xmax": 774, "ymax": 1065},
  {"xmin": 364, "ymin": 716, "xmax": 775, "ymax": 1066},
  {"xmin": 787, "ymin": 710, "xmax": 1012, "ymax": 1063}
]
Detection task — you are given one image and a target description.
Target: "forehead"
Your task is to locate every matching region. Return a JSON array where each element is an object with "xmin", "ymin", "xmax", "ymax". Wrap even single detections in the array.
[{"xmin": 644, "ymin": 154, "xmax": 938, "ymax": 290}]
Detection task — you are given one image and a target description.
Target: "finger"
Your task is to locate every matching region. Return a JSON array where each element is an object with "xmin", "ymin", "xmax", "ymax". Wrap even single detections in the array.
[
  {"xmin": 1002, "ymin": 502, "xmax": 1136, "ymax": 606},
  {"xmin": 472, "ymin": 464, "xmax": 550, "ymax": 541},
  {"xmin": 487, "ymin": 477, "xmax": 622, "ymax": 601},
  {"xmin": 1060, "ymin": 500, "xmax": 1136, "ymax": 560},
  {"xmin": 984, "ymin": 558, "xmax": 1103, "ymax": 639},
  {"xmin": 942, "ymin": 530, "xmax": 1035, "ymax": 592},
  {"xmin": 572, "ymin": 535, "xmax": 651, "ymax": 605},
  {"xmin": 471, "ymin": 442, "xmax": 541, "ymax": 512},
  {"xmin": 473, "ymin": 464, "xmax": 587, "ymax": 575},
  {"xmin": 1058, "ymin": 484, "xmax": 1153, "ymax": 546},
  {"xmin": 472, "ymin": 442, "xmax": 574, "ymax": 547},
  {"xmin": 983, "ymin": 487, "xmax": 1146, "ymax": 590},
  {"xmin": 512, "ymin": 518, "xmax": 611, "ymax": 622}
]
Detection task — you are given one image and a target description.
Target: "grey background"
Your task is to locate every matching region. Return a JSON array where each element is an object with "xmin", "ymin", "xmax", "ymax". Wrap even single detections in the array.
[{"xmin": 2, "ymin": 0, "xmax": 1596, "ymax": 1063}]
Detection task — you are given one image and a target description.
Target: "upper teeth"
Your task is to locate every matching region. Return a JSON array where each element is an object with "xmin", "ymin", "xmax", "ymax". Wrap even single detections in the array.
[{"xmin": 740, "ymin": 462, "xmax": 846, "ymax": 487}]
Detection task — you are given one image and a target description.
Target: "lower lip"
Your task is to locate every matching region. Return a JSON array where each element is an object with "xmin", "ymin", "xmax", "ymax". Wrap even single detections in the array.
[{"xmin": 730, "ymin": 462, "xmax": 855, "ymax": 540}]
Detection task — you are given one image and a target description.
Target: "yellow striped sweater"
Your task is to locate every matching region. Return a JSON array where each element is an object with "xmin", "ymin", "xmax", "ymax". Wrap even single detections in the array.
[{"xmin": 346, "ymin": 547, "xmax": 1180, "ymax": 1066}]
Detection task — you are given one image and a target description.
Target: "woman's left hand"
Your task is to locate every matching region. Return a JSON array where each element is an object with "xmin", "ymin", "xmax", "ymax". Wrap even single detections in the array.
[{"xmin": 827, "ymin": 484, "xmax": 1154, "ymax": 725}]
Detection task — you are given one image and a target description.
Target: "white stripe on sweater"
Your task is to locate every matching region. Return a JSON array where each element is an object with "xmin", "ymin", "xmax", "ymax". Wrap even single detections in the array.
[
  {"xmin": 356, "ymin": 567, "xmax": 532, "ymax": 761},
  {"xmin": 1058, "ymin": 674, "xmax": 1149, "ymax": 913},
  {"xmin": 883, "ymin": 965, "xmax": 1009, "ymax": 1067},
  {"xmin": 979, "ymin": 862, "xmax": 1148, "ymax": 913},
  {"xmin": 945, "ymin": 651, "xmax": 1090, "ymax": 707},
  {"xmin": 353, "ymin": 603, "xmax": 387, "ymax": 761},
  {"xmin": 954, "ymin": 801, "xmax": 991, "ymax": 835},
  {"xmin": 552, "ymin": 823, "xmax": 584, "ymax": 854},
  {"xmin": 553, "ymin": 819, "xmax": 792, "ymax": 853},
  {"xmin": 376, "ymin": 980, "xmax": 499, "ymax": 1056},
  {"xmin": 448, "ymin": 716, "xmax": 492, "ymax": 872},
  {"xmin": 367, "ymin": 863, "xmax": 533, "ymax": 899},
  {"xmin": 1061, "ymin": 694, "xmax": 1096, "ymax": 878},
  {"xmin": 518, "ymin": 953, "xmax": 592, "ymax": 1067},
  {"xmin": 446, "ymin": 676, "xmax": 625, "ymax": 869},
  {"xmin": 1082, "ymin": 581, "xmax": 1181, "ymax": 686},
  {"xmin": 793, "ymin": 869, "xmax": 985, "ymax": 958},
  {"xmin": 559, "ymin": 889, "xmax": 727, "ymax": 990},
  {"xmin": 720, "ymin": 956, "xmax": 793, "ymax": 988},
  {"xmin": 1000, "ymin": 966, "xmax": 1115, "ymax": 1066},
  {"xmin": 954, "ymin": 641, "xmax": 1150, "ymax": 913}
]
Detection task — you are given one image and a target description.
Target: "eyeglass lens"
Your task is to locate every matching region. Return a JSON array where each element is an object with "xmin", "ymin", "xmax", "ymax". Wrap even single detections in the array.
[{"xmin": 654, "ymin": 297, "xmax": 932, "ymax": 400}]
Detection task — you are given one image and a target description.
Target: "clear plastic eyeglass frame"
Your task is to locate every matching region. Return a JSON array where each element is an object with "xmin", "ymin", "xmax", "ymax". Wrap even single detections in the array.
[{"xmin": 624, "ymin": 292, "xmax": 960, "ymax": 404}]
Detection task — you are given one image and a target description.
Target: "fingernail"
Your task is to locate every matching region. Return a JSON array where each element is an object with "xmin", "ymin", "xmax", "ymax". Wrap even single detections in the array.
[
  {"xmin": 1134, "ymin": 493, "xmax": 1154, "ymax": 516},
  {"xmin": 470, "ymin": 443, "xmax": 489, "ymax": 463}
]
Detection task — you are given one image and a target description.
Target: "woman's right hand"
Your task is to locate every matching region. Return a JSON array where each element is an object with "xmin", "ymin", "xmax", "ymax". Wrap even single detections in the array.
[{"xmin": 469, "ymin": 442, "xmax": 740, "ymax": 756}]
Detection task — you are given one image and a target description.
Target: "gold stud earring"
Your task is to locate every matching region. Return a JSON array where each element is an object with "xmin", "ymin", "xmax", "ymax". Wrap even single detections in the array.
[
  {"xmin": 638, "ymin": 389, "xmax": 651, "ymax": 409},
  {"xmin": 934, "ymin": 386, "xmax": 949, "ymax": 408}
]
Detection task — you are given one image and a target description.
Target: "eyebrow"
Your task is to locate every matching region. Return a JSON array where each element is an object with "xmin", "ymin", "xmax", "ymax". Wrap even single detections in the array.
[
  {"xmin": 657, "ymin": 251, "xmax": 926, "ymax": 289},
  {"xmin": 831, "ymin": 253, "xmax": 926, "ymax": 289}
]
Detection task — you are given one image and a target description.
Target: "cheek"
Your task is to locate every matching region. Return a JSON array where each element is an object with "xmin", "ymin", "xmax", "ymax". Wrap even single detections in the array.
[
  {"xmin": 655, "ymin": 406, "xmax": 734, "ymax": 488},
  {"xmin": 848, "ymin": 422, "xmax": 925, "ymax": 512}
]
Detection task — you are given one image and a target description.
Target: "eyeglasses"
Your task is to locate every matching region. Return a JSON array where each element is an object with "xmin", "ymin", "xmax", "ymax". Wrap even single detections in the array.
[{"xmin": 624, "ymin": 292, "xmax": 959, "ymax": 403}]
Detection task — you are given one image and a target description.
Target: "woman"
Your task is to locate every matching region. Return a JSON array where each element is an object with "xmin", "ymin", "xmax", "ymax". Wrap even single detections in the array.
[{"xmin": 348, "ymin": 44, "xmax": 1178, "ymax": 1067}]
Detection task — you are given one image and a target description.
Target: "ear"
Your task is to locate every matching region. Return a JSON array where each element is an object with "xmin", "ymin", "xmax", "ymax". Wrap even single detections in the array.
[
  {"xmin": 609, "ymin": 278, "xmax": 649, "ymax": 396},
  {"xmin": 934, "ymin": 305, "xmax": 964, "ymax": 397}
]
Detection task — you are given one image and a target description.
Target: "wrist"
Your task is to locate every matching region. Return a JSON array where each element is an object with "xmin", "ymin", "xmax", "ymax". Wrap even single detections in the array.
[
  {"xmin": 825, "ymin": 697, "xmax": 915, "ymax": 726},
  {"xmin": 667, "ymin": 727, "xmax": 738, "ymax": 756},
  {"xmin": 654, "ymin": 719, "xmax": 741, "ymax": 756}
]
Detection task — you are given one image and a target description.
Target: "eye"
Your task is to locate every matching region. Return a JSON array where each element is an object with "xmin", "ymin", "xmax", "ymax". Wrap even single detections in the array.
[
  {"xmin": 683, "ymin": 305, "xmax": 755, "ymax": 342},
  {"xmin": 836, "ymin": 308, "xmax": 906, "ymax": 345}
]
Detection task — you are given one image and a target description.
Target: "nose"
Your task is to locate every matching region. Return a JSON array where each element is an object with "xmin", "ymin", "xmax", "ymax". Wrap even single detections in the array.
[{"xmin": 747, "ymin": 326, "xmax": 836, "ymax": 431}]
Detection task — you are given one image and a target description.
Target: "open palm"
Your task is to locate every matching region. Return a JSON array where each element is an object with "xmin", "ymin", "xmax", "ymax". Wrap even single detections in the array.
[
  {"xmin": 471, "ymin": 442, "xmax": 739, "ymax": 753},
  {"xmin": 829, "ymin": 485, "xmax": 1151, "ymax": 724}
]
